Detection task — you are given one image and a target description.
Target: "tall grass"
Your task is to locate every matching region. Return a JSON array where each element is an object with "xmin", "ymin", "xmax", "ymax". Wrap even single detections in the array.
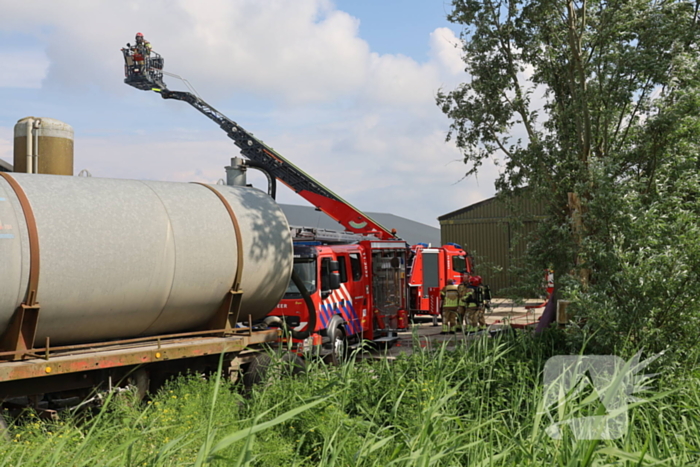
[{"xmin": 1, "ymin": 331, "xmax": 699, "ymax": 466}]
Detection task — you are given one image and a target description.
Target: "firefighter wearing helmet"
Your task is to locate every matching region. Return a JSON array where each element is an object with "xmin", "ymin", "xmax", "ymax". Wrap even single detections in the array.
[
  {"xmin": 439, "ymin": 279, "xmax": 460, "ymax": 335},
  {"xmin": 456, "ymin": 273, "xmax": 471, "ymax": 331},
  {"xmin": 134, "ymin": 32, "xmax": 152, "ymax": 57},
  {"xmin": 463, "ymin": 275, "xmax": 487, "ymax": 329}
]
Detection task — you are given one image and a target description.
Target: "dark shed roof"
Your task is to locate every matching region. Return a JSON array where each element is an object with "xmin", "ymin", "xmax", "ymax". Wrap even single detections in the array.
[
  {"xmin": 438, "ymin": 197, "xmax": 497, "ymax": 221},
  {"xmin": 279, "ymin": 204, "xmax": 441, "ymax": 246},
  {"xmin": 0, "ymin": 159, "xmax": 12, "ymax": 172}
]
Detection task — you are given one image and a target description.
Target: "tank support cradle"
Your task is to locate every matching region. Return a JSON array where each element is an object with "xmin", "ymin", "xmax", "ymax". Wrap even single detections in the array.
[
  {"xmin": 0, "ymin": 172, "xmax": 42, "ymax": 361},
  {"xmin": 194, "ymin": 182, "xmax": 246, "ymax": 333},
  {"xmin": 0, "ymin": 305, "xmax": 40, "ymax": 361},
  {"xmin": 208, "ymin": 289, "xmax": 244, "ymax": 333}
]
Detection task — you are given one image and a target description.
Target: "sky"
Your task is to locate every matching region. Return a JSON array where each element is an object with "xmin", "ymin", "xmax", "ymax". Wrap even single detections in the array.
[{"xmin": 0, "ymin": 0, "xmax": 500, "ymax": 228}]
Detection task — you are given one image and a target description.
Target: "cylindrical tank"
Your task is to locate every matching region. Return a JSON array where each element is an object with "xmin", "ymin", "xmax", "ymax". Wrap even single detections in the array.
[
  {"xmin": 0, "ymin": 173, "xmax": 293, "ymax": 346},
  {"xmin": 13, "ymin": 117, "xmax": 74, "ymax": 175}
]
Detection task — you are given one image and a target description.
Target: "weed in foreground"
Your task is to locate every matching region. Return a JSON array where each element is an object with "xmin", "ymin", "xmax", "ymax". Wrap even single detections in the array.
[{"xmin": 1, "ymin": 333, "xmax": 698, "ymax": 466}]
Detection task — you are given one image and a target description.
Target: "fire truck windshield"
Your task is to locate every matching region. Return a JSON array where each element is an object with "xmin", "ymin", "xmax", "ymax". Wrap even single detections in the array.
[
  {"xmin": 285, "ymin": 259, "xmax": 317, "ymax": 297},
  {"xmin": 453, "ymin": 255, "xmax": 467, "ymax": 273}
]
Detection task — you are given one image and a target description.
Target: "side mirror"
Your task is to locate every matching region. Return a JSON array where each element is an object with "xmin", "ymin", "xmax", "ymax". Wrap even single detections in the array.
[
  {"xmin": 329, "ymin": 272, "xmax": 341, "ymax": 290},
  {"xmin": 330, "ymin": 260, "xmax": 340, "ymax": 273}
]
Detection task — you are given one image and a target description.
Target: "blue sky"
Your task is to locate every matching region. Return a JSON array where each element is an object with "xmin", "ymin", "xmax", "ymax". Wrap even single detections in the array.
[
  {"xmin": 334, "ymin": 1, "xmax": 459, "ymax": 57},
  {"xmin": 0, "ymin": 0, "xmax": 498, "ymax": 228}
]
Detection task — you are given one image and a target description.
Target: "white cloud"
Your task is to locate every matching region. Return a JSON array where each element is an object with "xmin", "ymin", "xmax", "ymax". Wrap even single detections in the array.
[
  {"xmin": 429, "ymin": 27, "xmax": 464, "ymax": 76},
  {"xmin": 0, "ymin": 0, "xmax": 369, "ymax": 101},
  {"xmin": 0, "ymin": 0, "xmax": 465, "ymax": 106},
  {"xmin": 362, "ymin": 53, "xmax": 440, "ymax": 107}
]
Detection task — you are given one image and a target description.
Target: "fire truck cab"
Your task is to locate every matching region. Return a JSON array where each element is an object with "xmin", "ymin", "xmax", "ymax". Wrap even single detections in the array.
[{"xmin": 268, "ymin": 227, "xmax": 408, "ymax": 361}]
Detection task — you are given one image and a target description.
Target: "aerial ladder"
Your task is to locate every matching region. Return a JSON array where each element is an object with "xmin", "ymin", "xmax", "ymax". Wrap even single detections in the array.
[{"xmin": 121, "ymin": 44, "xmax": 398, "ymax": 241}]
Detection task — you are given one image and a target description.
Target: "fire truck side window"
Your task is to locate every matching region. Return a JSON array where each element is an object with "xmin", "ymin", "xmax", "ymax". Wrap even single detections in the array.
[
  {"xmin": 285, "ymin": 259, "xmax": 317, "ymax": 297},
  {"xmin": 320, "ymin": 257, "xmax": 331, "ymax": 290},
  {"xmin": 349, "ymin": 253, "xmax": 362, "ymax": 281},
  {"xmin": 337, "ymin": 256, "xmax": 348, "ymax": 283},
  {"xmin": 453, "ymin": 255, "xmax": 467, "ymax": 273}
]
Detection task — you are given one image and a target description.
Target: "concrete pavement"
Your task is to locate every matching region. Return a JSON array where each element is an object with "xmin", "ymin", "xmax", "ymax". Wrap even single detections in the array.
[{"xmin": 367, "ymin": 298, "xmax": 546, "ymax": 358}]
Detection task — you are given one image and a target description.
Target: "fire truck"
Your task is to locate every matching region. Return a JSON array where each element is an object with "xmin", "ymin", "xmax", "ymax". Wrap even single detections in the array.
[
  {"xmin": 268, "ymin": 227, "xmax": 408, "ymax": 363},
  {"xmin": 407, "ymin": 243, "xmax": 473, "ymax": 324},
  {"xmin": 122, "ymin": 47, "xmax": 409, "ymax": 361}
]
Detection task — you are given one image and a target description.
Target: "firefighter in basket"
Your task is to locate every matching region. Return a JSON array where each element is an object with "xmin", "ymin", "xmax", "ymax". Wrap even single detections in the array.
[
  {"xmin": 133, "ymin": 32, "xmax": 152, "ymax": 64},
  {"xmin": 440, "ymin": 279, "xmax": 460, "ymax": 335},
  {"xmin": 121, "ymin": 33, "xmax": 152, "ymax": 71}
]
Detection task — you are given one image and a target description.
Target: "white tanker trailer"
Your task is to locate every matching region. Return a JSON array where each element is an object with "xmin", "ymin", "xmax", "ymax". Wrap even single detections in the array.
[{"xmin": 0, "ymin": 171, "xmax": 304, "ymax": 412}]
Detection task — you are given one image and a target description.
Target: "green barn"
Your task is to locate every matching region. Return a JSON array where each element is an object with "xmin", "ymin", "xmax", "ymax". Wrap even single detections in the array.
[{"xmin": 438, "ymin": 195, "xmax": 546, "ymax": 293}]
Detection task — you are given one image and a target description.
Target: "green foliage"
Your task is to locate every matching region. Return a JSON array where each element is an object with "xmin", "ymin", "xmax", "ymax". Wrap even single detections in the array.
[
  {"xmin": 439, "ymin": 0, "xmax": 700, "ymax": 357},
  {"xmin": 3, "ymin": 336, "xmax": 700, "ymax": 466},
  {"xmin": 567, "ymin": 72, "xmax": 700, "ymax": 357}
]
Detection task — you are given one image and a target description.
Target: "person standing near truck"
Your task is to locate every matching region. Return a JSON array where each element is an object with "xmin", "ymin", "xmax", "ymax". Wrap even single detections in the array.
[
  {"xmin": 465, "ymin": 275, "xmax": 487, "ymax": 330},
  {"xmin": 440, "ymin": 280, "xmax": 460, "ymax": 335},
  {"xmin": 457, "ymin": 273, "xmax": 472, "ymax": 332}
]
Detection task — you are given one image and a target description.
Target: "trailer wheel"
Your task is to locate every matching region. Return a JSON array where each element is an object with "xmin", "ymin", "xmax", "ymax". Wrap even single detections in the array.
[
  {"xmin": 128, "ymin": 369, "xmax": 150, "ymax": 401},
  {"xmin": 243, "ymin": 352, "xmax": 306, "ymax": 392},
  {"xmin": 324, "ymin": 326, "xmax": 348, "ymax": 366},
  {"xmin": 0, "ymin": 412, "xmax": 10, "ymax": 442},
  {"xmin": 281, "ymin": 352, "xmax": 306, "ymax": 377},
  {"xmin": 243, "ymin": 353, "xmax": 272, "ymax": 390}
]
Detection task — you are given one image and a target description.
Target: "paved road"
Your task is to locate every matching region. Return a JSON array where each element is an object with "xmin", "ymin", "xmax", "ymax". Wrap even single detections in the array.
[{"xmin": 367, "ymin": 298, "xmax": 546, "ymax": 359}]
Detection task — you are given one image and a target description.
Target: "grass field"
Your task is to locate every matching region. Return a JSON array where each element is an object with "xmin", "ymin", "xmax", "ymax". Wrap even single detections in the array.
[{"xmin": 1, "ymin": 331, "xmax": 699, "ymax": 466}]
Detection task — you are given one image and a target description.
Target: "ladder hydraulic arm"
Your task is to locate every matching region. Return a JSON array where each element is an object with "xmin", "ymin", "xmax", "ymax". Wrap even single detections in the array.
[{"xmin": 154, "ymin": 89, "xmax": 397, "ymax": 240}]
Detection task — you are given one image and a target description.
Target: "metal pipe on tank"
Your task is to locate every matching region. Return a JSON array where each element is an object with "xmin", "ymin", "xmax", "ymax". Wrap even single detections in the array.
[
  {"xmin": 32, "ymin": 119, "xmax": 42, "ymax": 174},
  {"xmin": 24, "ymin": 118, "xmax": 34, "ymax": 174},
  {"xmin": 226, "ymin": 157, "xmax": 247, "ymax": 186}
]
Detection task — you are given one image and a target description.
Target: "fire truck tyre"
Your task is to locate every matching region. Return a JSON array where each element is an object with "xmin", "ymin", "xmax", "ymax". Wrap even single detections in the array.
[{"xmin": 325, "ymin": 326, "xmax": 348, "ymax": 366}]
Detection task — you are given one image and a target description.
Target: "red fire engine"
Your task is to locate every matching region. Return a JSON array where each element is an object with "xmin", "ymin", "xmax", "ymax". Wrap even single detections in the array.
[
  {"xmin": 407, "ymin": 242, "xmax": 473, "ymax": 324},
  {"xmin": 267, "ymin": 227, "xmax": 408, "ymax": 362}
]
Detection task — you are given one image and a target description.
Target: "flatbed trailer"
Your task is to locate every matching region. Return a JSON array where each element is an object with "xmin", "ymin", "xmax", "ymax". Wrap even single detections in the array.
[{"xmin": 0, "ymin": 324, "xmax": 282, "ymax": 406}]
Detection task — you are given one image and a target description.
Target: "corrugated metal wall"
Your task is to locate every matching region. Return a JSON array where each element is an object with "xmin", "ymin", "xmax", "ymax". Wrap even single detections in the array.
[{"xmin": 439, "ymin": 196, "xmax": 545, "ymax": 293}]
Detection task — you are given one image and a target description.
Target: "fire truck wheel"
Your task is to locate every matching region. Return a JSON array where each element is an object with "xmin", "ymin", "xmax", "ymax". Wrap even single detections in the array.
[{"xmin": 325, "ymin": 326, "xmax": 348, "ymax": 366}]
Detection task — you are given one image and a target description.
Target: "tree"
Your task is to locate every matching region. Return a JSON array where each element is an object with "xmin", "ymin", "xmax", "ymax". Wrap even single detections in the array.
[{"xmin": 439, "ymin": 0, "xmax": 700, "ymax": 356}]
